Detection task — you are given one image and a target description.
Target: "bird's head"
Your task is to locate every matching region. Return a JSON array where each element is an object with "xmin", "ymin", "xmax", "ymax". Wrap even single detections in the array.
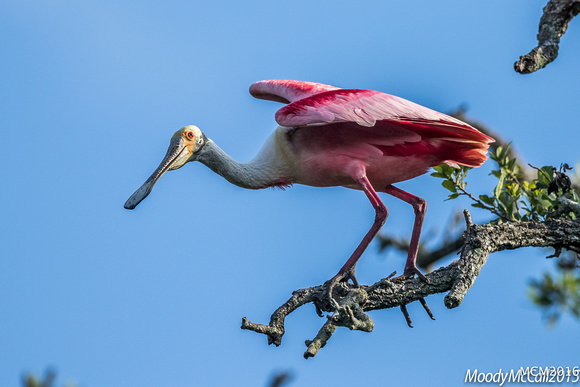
[{"xmin": 124, "ymin": 125, "xmax": 207, "ymax": 209}]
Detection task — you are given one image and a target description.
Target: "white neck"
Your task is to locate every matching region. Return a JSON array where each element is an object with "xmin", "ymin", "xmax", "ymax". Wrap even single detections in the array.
[{"xmin": 197, "ymin": 140, "xmax": 291, "ymax": 189}]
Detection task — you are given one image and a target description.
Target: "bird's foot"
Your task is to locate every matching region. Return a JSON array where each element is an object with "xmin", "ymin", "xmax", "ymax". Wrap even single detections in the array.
[
  {"xmin": 401, "ymin": 264, "xmax": 430, "ymax": 284},
  {"xmin": 325, "ymin": 268, "xmax": 359, "ymax": 308},
  {"xmin": 393, "ymin": 266, "xmax": 434, "ymax": 327},
  {"xmin": 400, "ymin": 298, "xmax": 435, "ymax": 328}
]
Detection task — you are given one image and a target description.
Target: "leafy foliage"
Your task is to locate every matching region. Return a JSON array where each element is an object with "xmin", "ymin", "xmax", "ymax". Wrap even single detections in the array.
[
  {"xmin": 529, "ymin": 269, "xmax": 580, "ymax": 326},
  {"xmin": 432, "ymin": 147, "xmax": 580, "ymax": 325},
  {"xmin": 431, "ymin": 145, "xmax": 579, "ymax": 223},
  {"xmin": 21, "ymin": 369, "xmax": 77, "ymax": 387}
]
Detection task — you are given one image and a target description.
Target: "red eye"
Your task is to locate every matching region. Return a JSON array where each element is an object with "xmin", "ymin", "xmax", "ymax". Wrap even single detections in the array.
[{"xmin": 186, "ymin": 131, "xmax": 195, "ymax": 140}]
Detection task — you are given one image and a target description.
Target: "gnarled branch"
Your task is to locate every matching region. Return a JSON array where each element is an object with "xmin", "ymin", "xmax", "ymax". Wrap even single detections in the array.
[
  {"xmin": 515, "ymin": 0, "xmax": 580, "ymax": 74},
  {"xmin": 241, "ymin": 212, "xmax": 580, "ymax": 357}
]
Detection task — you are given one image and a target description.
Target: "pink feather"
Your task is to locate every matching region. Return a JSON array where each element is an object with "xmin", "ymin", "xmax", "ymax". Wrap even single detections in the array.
[
  {"xmin": 249, "ymin": 79, "xmax": 340, "ymax": 104},
  {"xmin": 250, "ymin": 80, "xmax": 494, "ymax": 172}
]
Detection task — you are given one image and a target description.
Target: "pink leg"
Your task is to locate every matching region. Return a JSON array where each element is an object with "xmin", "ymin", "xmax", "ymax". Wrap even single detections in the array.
[
  {"xmin": 383, "ymin": 185, "xmax": 428, "ymax": 281},
  {"xmin": 331, "ymin": 176, "xmax": 388, "ymax": 286}
]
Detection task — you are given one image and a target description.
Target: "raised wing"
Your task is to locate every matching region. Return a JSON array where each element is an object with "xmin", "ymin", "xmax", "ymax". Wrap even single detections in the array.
[
  {"xmin": 275, "ymin": 88, "xmax": 468, "ymax": 128},
  {"xmin": 252, "ymin": 80, "xmax": 494, "ymax": 168},
  {"xmin": 275, "ymin": 87, "xmax": 493, "ymax": 141},
  {"xmin": 249, "ymin": 80, "xmax": 340, "ymax": 104}
]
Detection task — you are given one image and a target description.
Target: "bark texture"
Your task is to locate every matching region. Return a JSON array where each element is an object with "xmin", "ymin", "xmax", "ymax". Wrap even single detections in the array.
[
  {"xmin": 241, "ymin": 212, "xmax": 580, "ymax": 358},
  {"xmin": 515, "ymin": 0, "xmax": 580, "ymax": 74}
]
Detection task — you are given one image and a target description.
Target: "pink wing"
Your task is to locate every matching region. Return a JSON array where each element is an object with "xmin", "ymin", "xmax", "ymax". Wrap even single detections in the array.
[
  {"xmin": 249, "ymin": 80, "xmax": 340, "ymax": 104},
  {"xmin": 251, "ymin": 80, "xmax": 494, "ymax": 168},
  {"xmin": 274, "ymin": 88, "xmax": 479, "ymax": 130}
]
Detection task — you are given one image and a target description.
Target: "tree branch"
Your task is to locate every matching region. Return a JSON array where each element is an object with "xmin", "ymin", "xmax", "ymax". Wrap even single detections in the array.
[
  {"xmin": 514, "ymin": 0, "xmax": 580, "ymax": 74},
  {"xmin": 241, "ymin": 213, "xmax": 580, "ymax": 357}
]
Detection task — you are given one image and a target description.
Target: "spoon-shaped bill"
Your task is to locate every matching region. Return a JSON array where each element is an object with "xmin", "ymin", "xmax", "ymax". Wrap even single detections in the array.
[{"xmin": 124, "ymin": 137, "xmax": 188, "ymax": 209}]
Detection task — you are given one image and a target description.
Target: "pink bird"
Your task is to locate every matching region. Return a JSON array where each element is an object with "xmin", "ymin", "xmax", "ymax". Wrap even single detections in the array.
[{"xmin": 125, "ymin": 79, "xmax": 494, "ymax": 294}]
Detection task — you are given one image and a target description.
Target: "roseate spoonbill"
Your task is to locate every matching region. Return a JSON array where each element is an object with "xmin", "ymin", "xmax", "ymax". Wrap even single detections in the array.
[{"xmin": 125, "ymin": 79, "xmax": 493, "ymax": 294}]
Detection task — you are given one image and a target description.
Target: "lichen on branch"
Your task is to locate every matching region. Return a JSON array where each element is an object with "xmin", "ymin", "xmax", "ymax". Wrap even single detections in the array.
[
  {"xmin": 241, "ymin": 211, "xmax": 580, "ymax": 357},
  {"xmin": 515, "ymin": 0, "xmax": 580, "ymax": 74}
]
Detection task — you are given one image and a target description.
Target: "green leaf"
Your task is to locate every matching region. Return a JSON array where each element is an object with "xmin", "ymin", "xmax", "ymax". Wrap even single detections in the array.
[
  {"xmin": 490, "ymin": 148, "xmax": 500, "ymax": 163},
  {"xmin": 479, "ymin": 194, "xmax": 495, "ymax": 206},
  {"xmin": 497, "ymin": 199, "xmax": 508, "ymax": 214},
  {"xmin": 441, "ymin": 179, "xmax": 457, "ymax": 193},
  {"xmin": 494, "ymin": 169, "xmax": 507, "ymax": 199},
  {"xmin": 498, "ymin": 143, "xmax": 512, "ymax": 162},
  {"xmin": 433, "ymin": 164, "xmax": 456, "ymax": 178},
  {"xmin": 537, "ymin": 166, "xmax": 554, "ymax": 186}
]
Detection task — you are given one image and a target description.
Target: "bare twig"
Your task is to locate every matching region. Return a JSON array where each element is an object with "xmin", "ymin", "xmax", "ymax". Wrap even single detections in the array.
[
  {"xmin": 514, "ymin": 0, "xmax": 580, "ymax": 74},
  {"xmin": 453, "ymin": 180, "xmax": 509, "ymax": 221},
  {"xmin": 268, "ymin": 372, "xmax": 293, "ymax": 387},
  {"xmin": 552, "ymin": 196, "xmax": 580, "ymax": 218},
  {"xmin": 304, "ymin": 288, "xmax": 373, "ymax": 358},
  {"xmin": 241, "ymin": 215, "xmax": 580, "ymax": 357}
]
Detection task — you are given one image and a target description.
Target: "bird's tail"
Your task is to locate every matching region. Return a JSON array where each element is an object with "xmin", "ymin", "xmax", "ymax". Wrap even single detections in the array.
[
  {"xmin": 439, "ymin": 137, "xmax": 493, "ymax": 168},
  {"xmin": 391, "ymin": 119, "xmax": 495, "ymax": 168}
]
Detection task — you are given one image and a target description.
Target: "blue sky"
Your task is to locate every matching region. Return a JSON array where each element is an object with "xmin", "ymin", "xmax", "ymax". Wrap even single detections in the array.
[{"xmin": 2, "ymin": 1, "xmax": 579, "ymax": 386}]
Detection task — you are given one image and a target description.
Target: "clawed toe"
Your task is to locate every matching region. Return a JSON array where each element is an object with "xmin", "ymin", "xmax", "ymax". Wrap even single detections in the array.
[
  {"xmin": 400, "ymin": 304, "xmax": 413, "ymax": 328},
  {"xmin": 403, "ymin": 265, "xmax": 430, "ymax": 283},
  {"xmin": 326, "ymin": 268, "xmax": 360, "ymax": 306},
  {"xmin": 400, "ymin": 297, "xmax": 435, "ymax": 328},
  {"xmin": 326, "ymin": 264, "xmax": 434, "ymax": 328},
  {"xmin": 419, "ymin": 298, "xmax": 435, "ymax": 320},
  {"xmin": 397, "ymin": 266, "xmax": 434, "ymax": 327}
]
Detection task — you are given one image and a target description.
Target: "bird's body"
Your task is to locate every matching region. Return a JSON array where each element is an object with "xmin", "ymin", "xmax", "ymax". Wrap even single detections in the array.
[
  {"xmin": 125, "ymin": 79, "xmax": 494, "ymax": 287},
  {"xmin": 203, "ymin": 124, "xmax": 451, "ymax": 191}
]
